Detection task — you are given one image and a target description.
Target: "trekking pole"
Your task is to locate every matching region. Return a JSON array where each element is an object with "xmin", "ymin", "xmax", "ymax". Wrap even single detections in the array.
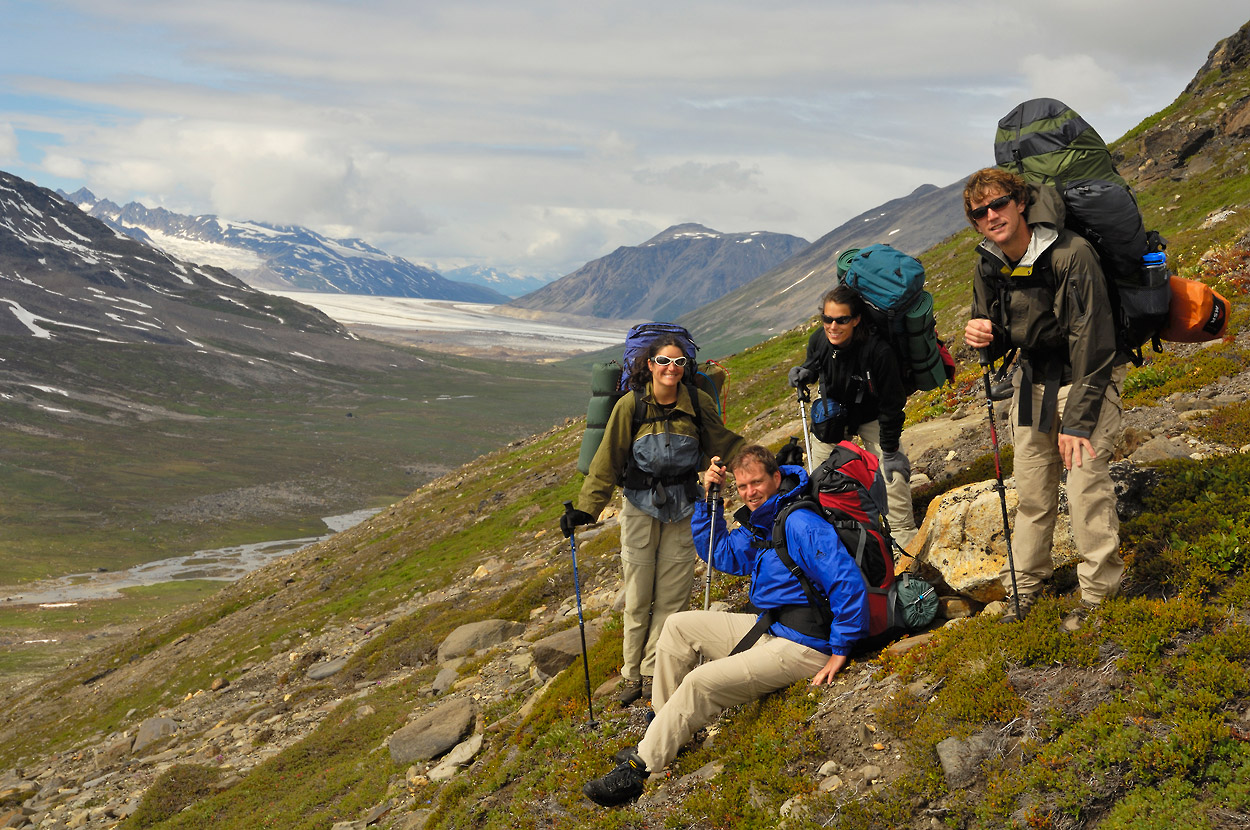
[
  {"xmin": 703, "ymin": 462, "xmax": 725, "ymax": 610},
  {"xmin": 978, "ymin": 349, "xmax": 1021, "ymax": 620},
  {"xmin": 796, "ymin": 383, "xmax": 814, "ymax": 473},
  {"xmin": 562, "ymin": 501, "xmax": 598, "ymax": 729}
]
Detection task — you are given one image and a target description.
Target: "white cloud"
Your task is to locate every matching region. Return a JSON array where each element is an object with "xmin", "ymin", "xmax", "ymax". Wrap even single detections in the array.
[
  {"xmin": 0, "ymin": 123, "xmax": 16, "ymax": 162},
  {"xmin": 3, "ymin": 1, "xmax": 1246, "ymax": 276}
]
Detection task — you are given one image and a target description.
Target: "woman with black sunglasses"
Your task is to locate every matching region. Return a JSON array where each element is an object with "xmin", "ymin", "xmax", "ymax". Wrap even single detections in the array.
[
  {"xmin": 568, "ymin": 335, "xmax": 745, "ymax": 706},
  {"xmin": 789, "ymin": 282, "xmax": 918, "ymax": 548}
]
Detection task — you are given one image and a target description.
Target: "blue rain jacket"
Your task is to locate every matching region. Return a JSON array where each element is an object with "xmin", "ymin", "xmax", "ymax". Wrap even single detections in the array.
[{"xmin": 691, "ymin": 465, "xmax": 870, "ymax": 656}]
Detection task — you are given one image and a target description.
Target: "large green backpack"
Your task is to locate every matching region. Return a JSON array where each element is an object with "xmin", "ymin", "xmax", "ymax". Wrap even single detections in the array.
[{"xmin": 994, "ymin": 98, "xmax": 1170, "ymax": 358}]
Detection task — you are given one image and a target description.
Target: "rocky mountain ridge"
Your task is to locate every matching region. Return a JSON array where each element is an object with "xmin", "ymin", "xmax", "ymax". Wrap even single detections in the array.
[
  {"xmin": 1, "ymin": 172, "xmax": 344, "ymax": 349},
  {"xmin": 502, "ymin": 222, "xmax": 811, "ymax": 323},
  {"xmin": 60, "ymin": 189, "xmax": 506, "ymax": 304},
  {"xmin": 438, "ymin": 265, "xmax": 550, "ymax": 300}
]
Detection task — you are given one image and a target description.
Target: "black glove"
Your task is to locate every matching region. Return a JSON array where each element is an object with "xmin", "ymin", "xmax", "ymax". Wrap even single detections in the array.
[
  {"xmin": 788, "ymin": 365, "xmax": 816, "ymax": 389},
  {"xmin": 560, "ymin": 509, "xmax": 595, "ymax": 538},
  {"xmin": 881, "ymin": 450, "xmax": 911, "ymax": 484}
]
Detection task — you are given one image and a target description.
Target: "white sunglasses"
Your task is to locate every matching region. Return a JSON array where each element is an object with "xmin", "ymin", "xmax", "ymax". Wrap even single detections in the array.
[{"xmin": 650, "ymin": 355, "xmax": 688, "ymax": 367}]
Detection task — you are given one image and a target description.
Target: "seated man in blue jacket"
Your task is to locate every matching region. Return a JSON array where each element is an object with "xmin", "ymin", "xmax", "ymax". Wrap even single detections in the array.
[{"xmin": 582, "ymin": 444, "xmax": 870, "ymax": 807}]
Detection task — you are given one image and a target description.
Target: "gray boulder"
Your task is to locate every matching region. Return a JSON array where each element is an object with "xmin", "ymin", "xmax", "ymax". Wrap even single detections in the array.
[
  {"xmin": 437, "ymin": 619, "xmax": 525, "ymax": 663},
  {"xmin": 936, "ymin": 731, "xmax": 999, "ymax": 789},
  {"xmin": 1129, "ymin": 436, "xmax": 1192, "ymax": 464},
  {"xmin": 531, "ymin": 620, "xmax": 603, "ymax": 678},
  {"xmin": 431, "ymin": 667, "xmax": 459, "ymax": 696},
  {"xmin": 131, "ymin": 717, "xmax": 178, "ymax": 754},
  {"xmin": 307, "ymin": 657, "xmax": 349, "ymax": 680},
  {"xmin": 389, "ymin": 698, "xmax": 477, "ymax": 764}
]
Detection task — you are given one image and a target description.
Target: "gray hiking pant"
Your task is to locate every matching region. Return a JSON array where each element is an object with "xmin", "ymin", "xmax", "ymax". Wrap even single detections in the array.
[{"xmin": 619, "ymin": 499, "xmax": 697, "ymax": 682}]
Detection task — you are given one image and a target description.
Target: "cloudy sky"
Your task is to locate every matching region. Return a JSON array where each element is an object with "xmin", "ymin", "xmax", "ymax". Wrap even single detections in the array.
[{"xmin": 1, "ymin": 2, "xmax": 1246, "ymax": 280}]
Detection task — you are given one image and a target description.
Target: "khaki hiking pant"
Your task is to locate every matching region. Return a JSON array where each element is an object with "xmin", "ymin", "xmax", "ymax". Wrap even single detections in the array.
[
  {"xmin": 1005, "ymin": 365, "xmax": 1126, "ymax": 604},
  {"xmin": 809, "ymin": 419, "xmax": 918, "ymax": 550},
  {"xmin": 636, "ymin": 610, "xmax": 829, "ymax": 773},
  {"xmin": 618, "ymin": 499, "xmax": 697, "ymax": 682}
]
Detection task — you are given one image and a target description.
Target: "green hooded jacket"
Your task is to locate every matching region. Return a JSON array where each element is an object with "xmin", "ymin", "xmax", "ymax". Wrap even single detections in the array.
[{"xmin": 971, "ymin": 184, "xmax": 1125, "ymax": 438}]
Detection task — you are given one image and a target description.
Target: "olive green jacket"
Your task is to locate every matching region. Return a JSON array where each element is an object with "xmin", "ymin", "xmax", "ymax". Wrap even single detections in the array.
[{"xmin": 577, "ymin": 382, "xmax": 745, "ymax": 523}]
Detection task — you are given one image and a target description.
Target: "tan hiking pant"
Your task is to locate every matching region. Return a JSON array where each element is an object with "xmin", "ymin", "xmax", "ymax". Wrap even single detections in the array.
[
  {"xmin": 809, "ymin": 419, "xmax": 918, "ymax": 549},
  {"xmin": 636, "ymin": 610, "xmax": 829, "ymax": 773},
  {"xmin": 1005, "ymin": 365, "xmax": 1126, "ymax": 603},
  {"xmin": 618, "ymin": 499, "xmax": 697, "ymax": 682}
]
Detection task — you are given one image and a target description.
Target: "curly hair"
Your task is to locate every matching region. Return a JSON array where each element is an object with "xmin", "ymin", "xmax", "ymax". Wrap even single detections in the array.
[
  {"xmin": 962, "ymin": 168, "xmax": 1029, "ymax": 227},
  {"xmin": 626, "ymin": 334, "xmax": 689, "ymax": 392}
]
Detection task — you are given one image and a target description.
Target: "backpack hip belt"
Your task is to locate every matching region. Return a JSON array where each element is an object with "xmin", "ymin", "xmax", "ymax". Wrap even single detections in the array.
[
  {"xmin": 621, "ymin": 466, "xmax": 699, "ymax": 499},
  {"xmin": 1016, "ymin": 353, "xmax": 1065, "ymax": 433},
  {"xmin": 729, "ymin": 604, "xmax": 830, "ymax": 655}
]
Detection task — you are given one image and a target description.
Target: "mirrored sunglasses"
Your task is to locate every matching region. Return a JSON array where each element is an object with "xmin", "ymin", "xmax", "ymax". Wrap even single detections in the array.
[
  {"xmin": 969, "ymin": 194, "xmax": 1014, "ymax": 221},
  {"xmin": 650, "ymin": 355, "xmax": 688, "ymax": 367}
]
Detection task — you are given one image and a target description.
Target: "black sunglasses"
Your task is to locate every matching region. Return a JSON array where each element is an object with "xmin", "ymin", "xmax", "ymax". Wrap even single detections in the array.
[
  {"xmin": 650, "ymin": 355, "xmax": 688, "ymax": 367},
  {"xmin": 969, "ymin": 194, "xmax": 1014, "ymax": 221},
  {"xmin": 820, "ymin": 314, "xmax": 855, "ymax": 326}
]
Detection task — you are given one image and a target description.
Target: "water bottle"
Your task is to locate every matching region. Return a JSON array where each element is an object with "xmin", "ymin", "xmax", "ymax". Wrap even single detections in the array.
[{"xmin": 1142, "ymin": 252, "xmax": 1169, "ymax": 289}]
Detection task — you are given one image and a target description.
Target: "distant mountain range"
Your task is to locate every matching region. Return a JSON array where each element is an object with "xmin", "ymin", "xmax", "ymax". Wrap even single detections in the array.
[
  {"xmin": 503, "ymin": 223, "xmax": 811, "ymax": 322},
  {"xmin": 440, "ymin": 265, "xmax": 552, "ymax": 299},
  {"xmin": 59, "ymin": 189, "xmax": 508, "ymax": 304},
  {"xmin": 676, "ymin": 181, "xmax": 970, "ymax": 356},
  {"xmin": 3, "ymin": 173, "xmax": 350, "ymax": 350}
]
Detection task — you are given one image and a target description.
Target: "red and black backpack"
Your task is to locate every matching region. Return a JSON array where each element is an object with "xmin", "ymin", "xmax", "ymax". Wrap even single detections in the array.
[{"xmin": 773, "ymin": 441, "xmax": 897, "ymax": 637}]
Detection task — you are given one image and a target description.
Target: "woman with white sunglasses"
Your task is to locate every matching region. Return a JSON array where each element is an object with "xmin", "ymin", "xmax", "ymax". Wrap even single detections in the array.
[{"xmin": 568, "ymin": 335, "xmax": 744, "ymax": 706}]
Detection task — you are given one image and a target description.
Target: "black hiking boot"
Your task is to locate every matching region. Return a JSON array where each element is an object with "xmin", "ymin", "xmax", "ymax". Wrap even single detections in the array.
[{"xmin": 583, "ymin": 751, "xmax": 648, "ymax": 807}]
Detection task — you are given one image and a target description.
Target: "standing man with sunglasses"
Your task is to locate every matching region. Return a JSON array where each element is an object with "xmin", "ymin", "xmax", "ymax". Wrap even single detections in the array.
[
  {"xmin": 788, "ymin": 281, "xmax": 918, "ymax": 548},
  {"xmin": 962, "ymin": 168, "xmax": 1126, "ymax": 629}
]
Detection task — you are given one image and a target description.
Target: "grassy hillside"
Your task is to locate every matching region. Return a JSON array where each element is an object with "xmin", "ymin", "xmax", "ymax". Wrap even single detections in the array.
[{"xmin": 4, "ymin": 256, "xmax": 1250, "ymax": 827}]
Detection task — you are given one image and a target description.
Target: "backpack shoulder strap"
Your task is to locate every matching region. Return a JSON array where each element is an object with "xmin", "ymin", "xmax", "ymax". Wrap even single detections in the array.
[{"xmin": 771, "ymin": 501, "xmax": 834, "ymax": 627}]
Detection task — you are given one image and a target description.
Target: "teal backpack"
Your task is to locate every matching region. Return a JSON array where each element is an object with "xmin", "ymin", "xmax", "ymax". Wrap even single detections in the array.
[{"xmin": 840, "ymin": 245, "xmax": 953, "ymax": 394}]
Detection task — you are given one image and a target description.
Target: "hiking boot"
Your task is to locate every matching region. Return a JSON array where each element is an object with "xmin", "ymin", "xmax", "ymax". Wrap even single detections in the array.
[
  {"xmin": 997, "ymin": 592, "xmax": 1037, "ymax": 624},
  {"xmin": 1061, "ymin": 600, "xmax": 1099, "ymax": 632},
  {"xmin": 641, "ymin": 676, "xmax": 653, "ymax": 702},
  {"xmin": 583, "ymin": 752, "xmax": 648, "ymax": 807},
  {"xmin": 617, "ymin": 678, "xmax": 643, "ymax": 707}
]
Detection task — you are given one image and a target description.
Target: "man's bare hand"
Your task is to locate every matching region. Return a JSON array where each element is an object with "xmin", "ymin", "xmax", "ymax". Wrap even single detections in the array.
[
  {"xmin": 1057, "ymin": 434, "xmax": 1096, "ymax": 470},
  {"xmin": 964, "ymin": 318, "xmax": 994, "ymax": 350},
  {"xmin": 704, "ymin": 457, "xmax": 728, "ymax": 489},
  {"xmin": 810, "ymin": 652, "xmax": 847, "ymax": 687}
]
